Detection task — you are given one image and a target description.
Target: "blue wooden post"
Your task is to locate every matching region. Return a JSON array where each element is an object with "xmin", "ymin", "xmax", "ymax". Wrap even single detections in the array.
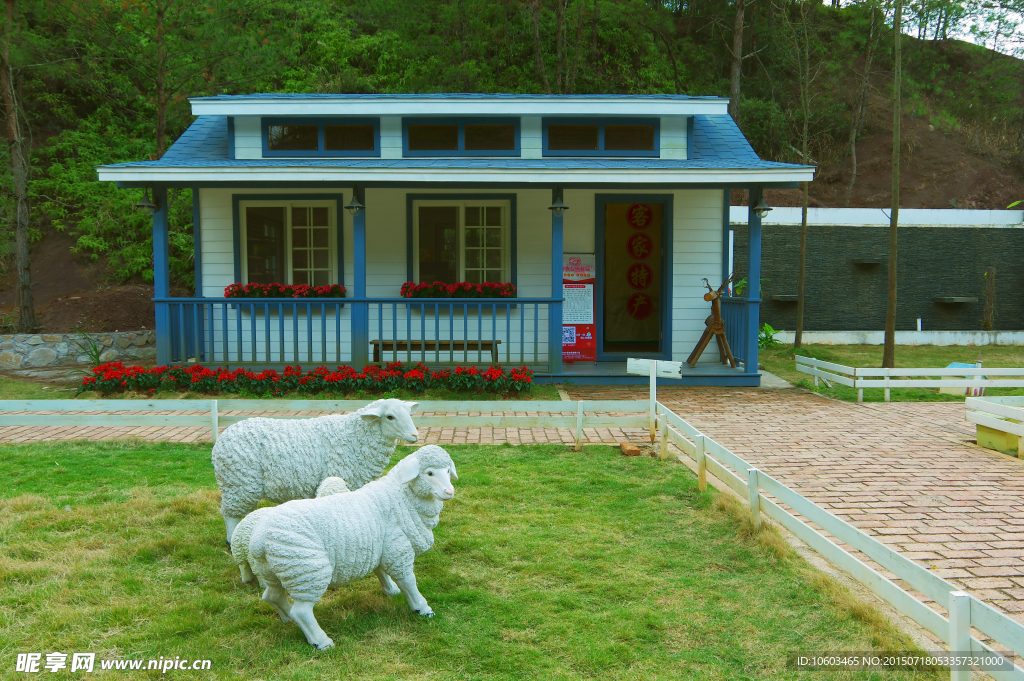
[
  {"xmin": 351, "ymin": 187, "xmax": 369, "ymax": 368},
  {"xmin": 153, "ymin": 185, "xmax": 171, "ymax": 365},
  {"xmin": 745, "ymin": 187, "xmax": 762, "ymax": 376},
  {"xmin": 721, "ymin": 188, "xmax": 732, "ymax": 285},
  {"xmin": 549, "ymin": 189, "xmax": 564, "ymax": 375}
]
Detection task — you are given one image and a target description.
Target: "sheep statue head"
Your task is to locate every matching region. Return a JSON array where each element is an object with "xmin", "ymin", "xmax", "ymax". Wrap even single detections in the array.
[
  {"xmin": 389, "ymin": 444, "xmax": 457, "ymax": 501},
  {"xmin": 360, "ymin": 399, "xmax": 419, "ymax": 444}
]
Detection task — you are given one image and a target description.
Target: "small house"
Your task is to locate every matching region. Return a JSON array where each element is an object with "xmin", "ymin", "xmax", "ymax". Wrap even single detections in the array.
[{"xmin": 97, "ymin": 94, "xmax": 812, "ymax": 385}]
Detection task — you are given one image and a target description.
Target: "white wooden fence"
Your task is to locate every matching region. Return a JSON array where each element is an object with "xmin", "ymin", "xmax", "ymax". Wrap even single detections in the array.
[
  {"xmin": 796, "ymin": 355, "xmax": 1024, "ymax": 402},
  {"xmin": 966, "ymin": 396, "xmax": 1024, "ymax": 456},
  {"xmin": 3, "ymin": 385, "xmax": 1024, "ymax": 677}
]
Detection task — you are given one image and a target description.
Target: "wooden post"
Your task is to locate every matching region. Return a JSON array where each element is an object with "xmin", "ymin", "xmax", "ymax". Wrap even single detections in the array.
[
  {"xmin": 1018, "ymin": 433, "xmax": 1023, "ymax": 459},
  {"xmin": 884, "ymin": 367, "xmax": 891, "ymax": 403},
  {"xmin": 351, "ymin": 186, "xmax": 369, "ymax": 368},
  {"xmin": 210, "ymin": 399, "xmax": 219, "ymax": 442},
  {"xmin": 696, "ymin": 434, "xmax": 706, "ymax": 491},
  {"xmin": 153, "ymin": 186, "xmax": 171, "ymax": 366},
  {"xmin": 948, "ymin": 591, "xmax": 971, "ymax": 681},
  {"xmin": 747, "ymin": 468, "xmax": 762, "ymax": 531},
  {"xmin": 575, "ymin": 402, "xmax": 583, "ymax": 452},
  {"xmin": 549, "ymin": 188, "xmax": 564, "ymax": 375},
  {"xmin": 814, "ymin": 375, "xmax": 819, "ymax": 387},
  {"xmin": 659, "ymin": 411, "xmax": 669, "ymax": 461},
  {"xmin": 857, "ymin": 387, "xmax": 864, "ymax": 402},
  {"xmin": 649, "ymin": 362, "xmax": 657, "ymax": 443}
]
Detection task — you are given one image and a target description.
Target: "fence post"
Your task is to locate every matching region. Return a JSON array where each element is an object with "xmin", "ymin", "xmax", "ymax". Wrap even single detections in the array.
[
  {"xmin": 747, "ymin": 468, "xmax": 762, "ymax": 531},
  {"xmin": 575, "ymin": 402, "xmax": 583, "ymax": 452},
  {"xmin": 856, "ymin": 369, "xmax": 864, "ymax": 402},
  {"xmin": 210, "ymin": 399, "xmax": 219, "ymax": 443},
  {"xmin": 649, "ymin": 363, "xmax": 657, "ymax": 443},
  {"xmin": 884, "ymin": 367, "xmax": 891, "ymax": 403},
  {"xmin": 696, "ymin": 435, "xmax": 706, "ymax": 491},
  {"xmin": 659, "ymin": 411, "xmax": 669, "ymax": 461},
  {"xmin": 949, "ymin": 591, "xmax": 971, "ymax": 681}
]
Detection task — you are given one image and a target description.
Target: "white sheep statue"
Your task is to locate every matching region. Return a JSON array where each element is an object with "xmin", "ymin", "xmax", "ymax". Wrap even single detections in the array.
[
  {"xmin": 230, "ymin": 477, "xmax": 351, "ymax": 584},
  {"xmin": 247, "ymin": 445, "xmax": 457, "ymax": 650},
  {"xmin": 211, "ymin": 399, "xmax": 419, "ymax": 543}
]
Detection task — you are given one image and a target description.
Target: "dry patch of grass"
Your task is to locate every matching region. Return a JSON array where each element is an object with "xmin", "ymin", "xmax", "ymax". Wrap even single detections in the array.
[{"xmin": 0, "ymin": 440, "xmax": 942, "ymax": 680}]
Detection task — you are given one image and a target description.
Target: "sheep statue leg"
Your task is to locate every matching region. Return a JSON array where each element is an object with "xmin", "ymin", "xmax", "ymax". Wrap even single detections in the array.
[
  {"xmin": 261, "ymin": 586, "xmax": 293, "ymax": 623},
  {"xmin": 373, "ymin": 565, "xmax": 401, "ymax": 597},
  {"xmin": 289, "ymin": 600, "xmax": 334, "ymax": 650},
  {"xmin": 223, "ymin": 515, "xmax": 242, "ymax": 545},
  {"xmin": 391, "ymin": 570, "xmax": 433, "ymax": 617}
]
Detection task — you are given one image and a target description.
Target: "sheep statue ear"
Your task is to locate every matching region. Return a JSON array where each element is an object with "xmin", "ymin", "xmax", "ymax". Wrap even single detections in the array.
[
  {"xmin": 360, "ymin": 405, "xmax": 383, "ymax": 422},
  {"xmin": 405, "ymin": 401, "xmax": 420, "ymax": 414},
  {"xmin": 389, "ymin": 455, "xmax": 421, "ymax": 484},
  {"xmin": 449, "ymin": 462, "xmax": 458, "ymax": 480}
]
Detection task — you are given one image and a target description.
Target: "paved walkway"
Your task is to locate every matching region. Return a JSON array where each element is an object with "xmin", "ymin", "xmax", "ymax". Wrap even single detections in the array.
[{"xmin": 5, "ymin": 387, "xmax": 1024, "ymax": 631}]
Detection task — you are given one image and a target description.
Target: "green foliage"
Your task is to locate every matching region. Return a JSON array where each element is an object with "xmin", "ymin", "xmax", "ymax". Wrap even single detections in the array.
[
  {"xmin": 758, "ymin": 322, "xmax": 783, "ymax": 349},
  {"xmin": 739, "ymin": 98, "xmax": 790, "ymax": 160}
]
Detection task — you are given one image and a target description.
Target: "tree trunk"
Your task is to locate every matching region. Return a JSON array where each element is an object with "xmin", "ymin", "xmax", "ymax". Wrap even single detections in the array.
[
  {"xmin": 883, "ymin": 0, "xmax": 902, "ymax": 369},
  {"xmin": 155, "ymin": 0, "xmax": 167, "ymax": 158},
  {"xmin": 555, "ymin": 0, "xmax": 565, "ymax": 93},
  {"xmin": 530, "ymin": 0, "xmax": 552, "ymax": 94},
  {"xmin": 843, "ymin": 4, "xmax": 876, "ymax": 207},
  {"xmin": 794, "ymin": 3, "xmax": 811, "ymax": 349},
  {"xmin": 728, "ymin": 0, "xmax": 745, "ymax": 123},
  {"xmin": 1, "ymin": 0, "xmax": 33, "ymax": 333}
]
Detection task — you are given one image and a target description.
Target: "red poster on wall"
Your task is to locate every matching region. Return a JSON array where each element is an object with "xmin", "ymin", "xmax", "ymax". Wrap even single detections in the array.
[{"xmin": 562, "ymin": 254, "xmax": 596, "ymax": 363}]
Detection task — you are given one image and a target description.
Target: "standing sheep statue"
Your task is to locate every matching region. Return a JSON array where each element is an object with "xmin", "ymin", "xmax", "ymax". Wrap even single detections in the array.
[
  {"xmin": 212, "ymin": 399, "xmax": 419, "ymax": 543},
  {"xmin": 230, "ymin": 477, "xmax": 351, "ymax": 584},
  {"xmin": 247, "ymin": 445, "xmax": 457, "ymax": 650}
]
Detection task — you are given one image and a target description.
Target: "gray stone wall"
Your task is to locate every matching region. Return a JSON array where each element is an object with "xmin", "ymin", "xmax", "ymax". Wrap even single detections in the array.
[
  {"xmin": 731, "ymin": 225, "xmax": 1024, "ymax": 331},
  {"xmin": 0, "ymin": 331, "xmax": 156, "ymax": 369}
]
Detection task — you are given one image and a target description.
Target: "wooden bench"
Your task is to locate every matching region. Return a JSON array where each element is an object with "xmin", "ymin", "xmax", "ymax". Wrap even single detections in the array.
[{"xmin": 371, "ymin": 339, "xmax": 501, "ymax": 363}]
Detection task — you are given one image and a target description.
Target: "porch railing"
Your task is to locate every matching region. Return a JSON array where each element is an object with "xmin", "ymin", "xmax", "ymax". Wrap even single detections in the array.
[
  {"xmin": 720, "ymin": 296, "xmax": 759, "ymax": 374},
  {"xmin": 156, "ymin": 297, "xmax": 559, "ymax": 370}
]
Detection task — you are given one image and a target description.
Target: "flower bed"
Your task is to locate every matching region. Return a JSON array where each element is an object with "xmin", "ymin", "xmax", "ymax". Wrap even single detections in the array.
[
  {"xmin": 79, "ymin": 361, "xmax": 533, "ymax": 396},
  {"xmin": 224, "ymin": 283, "xmax": 347, "ymax": 299},
  {"xmin": 400, "ymin": 281, "xmax": 516, "ymax": 299}
]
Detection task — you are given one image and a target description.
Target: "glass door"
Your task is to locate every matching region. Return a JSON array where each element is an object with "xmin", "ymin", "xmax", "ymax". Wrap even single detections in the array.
[{"xmin": 602, "ymin": 202, "xmax": 662, "ymax": 355}]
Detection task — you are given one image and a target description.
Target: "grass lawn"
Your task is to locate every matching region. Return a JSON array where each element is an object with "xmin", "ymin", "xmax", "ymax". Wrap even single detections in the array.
[
  {"xmin": 761, "ymin": 343, "xmax": 1024, "ymax": 402},
  {"xmin": 0, "ymin": 440, "xmax": 940, "ymax": 680}
]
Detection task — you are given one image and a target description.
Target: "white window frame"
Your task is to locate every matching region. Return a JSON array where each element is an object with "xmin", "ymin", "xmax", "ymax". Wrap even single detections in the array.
[
  {"xmin": 411, "ymin": 199, "xmax": 511, "ymax": 283},
  {"xmin": 239, "ymin": 200, "xmax": 338, "ymax": 285}
]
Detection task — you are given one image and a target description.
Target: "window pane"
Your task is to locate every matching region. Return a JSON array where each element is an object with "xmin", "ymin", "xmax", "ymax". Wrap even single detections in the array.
[
  {"xmin": 293, "ymin": 270, "xmax": 309, "ymax": 285},
  {"xmin": 465, "ymin": 270, "xmax": 481, "ymax": 283},
  {"xmin": 464, "ymin": 123, "xmax": 515, "ymax": 150},
  {"xmin": 293, "ymin": 250, "xmax": 309, "ymax": 269},
  {"xmin": 465, "ymin": 227, "xmax": 482, "ymax": 247},
  {"xmin": 267, "ymin": 124, "xmax": 318, "ymax": 151},
  {"xmin": 293, "ymin": 229, "xmax": 309, "ymax": 248},
  {"xmin": 408, "ymin": 124, "xmax": 459, "ymax": 151},
  {"xmin": 312, "ymin": 228, "xmax": 329, "ymax": 248},
  {"xmin": 245, "ymin": 207, "xmax": 286, "ymax": 284},
  {"xmin": 485, "ymin": 207, "xmax": 502, "ymax": 226},
  {"xmin": 605, "ymin": 124, "xmax": 656, "ymax": 151},
  {"xmin": 313, "ymin": 250, "xmax": 329, "ymax": 269},
  {"xmin": 313, "ymin": 270, "xmax": 330, "ymax": 287},
  {"xmin": 465, "ymin": 207, "xmax": 481, "ymax": 227},
  {"xmin": 293, "ymin": 207, "xmax": 309, "ymax": 227},
  {"xmin": 486, "ymin": 228, "xmax": 501, "ymax": 247},
  {"xmin": 311, "ymin": 207, "xmax": 329, "ymax": 226},
  {"xmin": 485, "ymin": 250, "xmax": 502, "ymax": 268},
  {"xmin": 324, "ymin": 124, "xmax": 375, "ymax": 151},
  {"xmin": 418, "ymin": 206, "xmax": 458, "ymax": 283},
  {"xmin": 465, "ymin": 249, "xmax": 481, "ymax": 268},
  {"xmin": 486, "ymin": 270, "xmax": 502, "ymax": 282},
  {"xmin": 548, "ymin": 124, "xmax": 598, "ymax": 150}
]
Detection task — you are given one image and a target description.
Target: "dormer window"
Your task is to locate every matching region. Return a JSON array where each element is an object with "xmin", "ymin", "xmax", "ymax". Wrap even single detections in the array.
[
  {"xmin": 403, "ymin": 118, "xmax": 520, "ymax": 157},
  {"xmin": 543, "ymin": 118, "xmax": 659, "ymax": 157},
  {"xmin": 262, "ymin": 118, "xmax": 379, "ymax": 157}
]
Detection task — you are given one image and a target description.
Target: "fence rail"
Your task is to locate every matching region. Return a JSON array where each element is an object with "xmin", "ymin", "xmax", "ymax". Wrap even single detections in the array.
[
  {"xmin": 3, "ymin": 390, "xmax": 1024, "ymax": 678},
  {"xmin": 157, "ymin": 297, "xmax": 559, "ymax": 370},
  {"xmin": 966, "ymin": 396, "xmax": 1024, "ymax": 456},
  {"xmin": 795, "ymin": 355, "xmax": 1024, "ymax": 402}
]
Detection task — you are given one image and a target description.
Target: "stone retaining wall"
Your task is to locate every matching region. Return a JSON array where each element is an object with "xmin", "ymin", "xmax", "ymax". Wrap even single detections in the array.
[{"xmin": 0, "ymin": 331, "xmax": 156, "ymax": 369}]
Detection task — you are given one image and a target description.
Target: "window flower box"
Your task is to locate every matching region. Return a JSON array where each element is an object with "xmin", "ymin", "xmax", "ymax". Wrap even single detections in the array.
[
  {"xmin": 224, "ymin": 282, "xmax": 346, "ymax": 299},
  {"xmin": 400, "ymin": 281, "xmax": 516, "ymax": 299}
]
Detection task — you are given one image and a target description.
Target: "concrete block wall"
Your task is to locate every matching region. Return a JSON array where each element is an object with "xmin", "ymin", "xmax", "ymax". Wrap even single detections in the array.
[{"xmin": 0, "ymin": 331, "xmax": 156, "ymax": 369}]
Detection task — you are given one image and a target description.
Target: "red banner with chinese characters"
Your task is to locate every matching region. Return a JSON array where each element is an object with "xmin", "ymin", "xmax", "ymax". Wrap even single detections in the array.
[{"xmin": 562, "ymin": 254, "xmax": 596, "ymax": 362}]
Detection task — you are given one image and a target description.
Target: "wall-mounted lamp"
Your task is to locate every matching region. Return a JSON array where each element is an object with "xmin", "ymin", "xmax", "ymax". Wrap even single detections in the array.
[
  {"xmin": 345, "ymin": 185, "xmax": 364, "ymax": 215},
  {"xmin": 753, "ymin": 196, "xmax": 772, "ymax": 219},
  {"xmin": 134, "ymin": 185, "xmax": 161, "ymax": 214},
  {"xmin": 548, "ymin": 187, "xmax": 568, "ymax": 216}
]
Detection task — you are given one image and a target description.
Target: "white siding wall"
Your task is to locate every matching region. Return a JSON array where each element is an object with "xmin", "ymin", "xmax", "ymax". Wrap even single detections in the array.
[
  {"xmin": 198, "ymin": 187, "xmax": 723, "ymax": 366},
  {"xmin": 233, "ymin": 116, "xmax": 262, "ymax": 160},
  {"xmin": 660, "ymin": 116, "xmax": 688, "ymax": 160},
  {"xmin": 380, "ymin": 116, "xmax": 402, "ymax": 159},
  {"xmin": 521, "ymin": 117, "xmax": 542, "ymax": 159}
]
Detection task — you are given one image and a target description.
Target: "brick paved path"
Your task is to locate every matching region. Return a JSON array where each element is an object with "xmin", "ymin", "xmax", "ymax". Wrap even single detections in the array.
[
  {"xmin": 567, "ymin": 385, "xmax": 1024, "ymax": 629},
  {"xmin": 6, "ymin": 387, "xmax": 1024, "ymax": 629}
]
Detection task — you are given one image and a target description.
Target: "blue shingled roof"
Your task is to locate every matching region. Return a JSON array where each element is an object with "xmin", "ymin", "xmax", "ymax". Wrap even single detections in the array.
[{"xmin": 102, "ymin": 114, "xmax": 808, "ymax": 172}]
